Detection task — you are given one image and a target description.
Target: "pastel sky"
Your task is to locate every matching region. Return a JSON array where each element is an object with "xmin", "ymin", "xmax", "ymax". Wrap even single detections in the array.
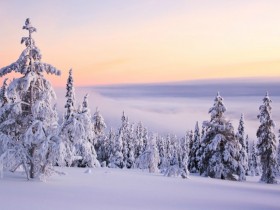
[{"xmin": 0, "ymin": 0, "xmax": 280, "ymax": 86}]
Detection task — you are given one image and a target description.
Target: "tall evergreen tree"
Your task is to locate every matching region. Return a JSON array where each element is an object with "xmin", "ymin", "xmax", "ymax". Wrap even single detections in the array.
[
  {"xmin": 64, "ymin": 69, "xmax": 75, "ymax": 120},
  {"xmin": 120, "ymin": 112, "xmax": 130, "ymax": 168},
  {"xmin": 60, "ymin": 86, "xmax": 99, "ymax": 168},
  {"xmin": 179, "ymin": 133, "xmax": 190, "ymax": 178},
  {"xmin": 126, "ymin": 123, "xmax": 136, "ymax": 168},
  {"xmin": 237, "ymin": 114, "xmax": 245, "ymax": 147},
  {"xmin": 189, "ymin": 122, "xmax": 200, "ymax": 173},
  {"xmin": 74, "ymin": 94, "xmax": 99, "ymax": 167},
  {"xmin": 164, "ymin": 134, "xmax": 189, "ymax": 178},
  {"xmin": 93, "ymin": 107, "xmax": 107, "ymax": 161},
  {"xmin": 236, "ymin": 114, "xmax": 249, "ymax": 177},
  {"xmin": 199, "ymin": 92, "xmax": 242, "ymax": 180},
  {"xmin": 105, "ymin": 128, "xmax": 116, "ymax": 166},
  {"xmin": 59, "ymin": 70, "xmax": 78, "ymax": 166},
  {"xmin": 136, "ymin": 133, "xmax": 159, "ymax": 173},
  {"xmin": 157, "ymin": 135, "xmax": 167, "ymax": 171},
  {"xmin": 248, "ymin": 141, "xmax": 261, "ymax": 176},
  {"xmin": 135, "ymin": 121, "xmax": 145, "ymax": 159},
  {"xmin": 93, "ymin": 107, "xmax": 107, "ymax": 136},
  {"xmin": 256, "ymin": 92, "xmax": 278, "ymax": 184},
  {"xmin": 108, "ymin": 112, "xmax": 127, "ymax": 168},
  {"xmin": 0, "ymin": 19, "xmax": 61, "ymax": 179}
]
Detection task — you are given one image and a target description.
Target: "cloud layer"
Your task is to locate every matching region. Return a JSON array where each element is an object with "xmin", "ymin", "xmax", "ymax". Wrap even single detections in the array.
[{"xmin": 55, "ymin": 79, "xmax": 280, "ymax": 140}]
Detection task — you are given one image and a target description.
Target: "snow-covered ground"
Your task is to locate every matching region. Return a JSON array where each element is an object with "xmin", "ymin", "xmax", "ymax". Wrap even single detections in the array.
[{"xmin": 1, "ymin": 167, "xmax": 279, "ymax": 210}]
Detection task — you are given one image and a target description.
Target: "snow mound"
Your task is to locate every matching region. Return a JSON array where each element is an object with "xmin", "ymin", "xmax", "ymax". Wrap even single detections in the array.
[{"xmin": 84, "ymin": 168, "xmax": 92, "ymax": 174}]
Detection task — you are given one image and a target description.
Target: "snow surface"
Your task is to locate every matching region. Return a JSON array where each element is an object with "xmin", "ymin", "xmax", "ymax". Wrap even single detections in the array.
[{"xmin": 1, "ymin": 167, "xmax": 279, "ymax": 210}]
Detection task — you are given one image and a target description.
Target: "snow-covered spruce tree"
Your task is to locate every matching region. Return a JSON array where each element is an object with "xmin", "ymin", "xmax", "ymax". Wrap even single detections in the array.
[
  {"xmin": 164, "ymin": 134, "xmax": 189, "ymax": 178},
  {"xmin": 157, "ymin": 135, "xmax": 167, "ymax": 171},
  {"xmin": 189, "ymin": 122, "xmax": 200, "ymax": 173},
  {"xmin": 248, "ymin": 140, "xmax": 261, "ymax": 176},
  {"xmin": 136, "ymin": 134, "xmax": 160, "ymax": 173},
  {"xmin": 178, "ymin": 133, "xmax": 190, "ymax": 178},
  {"xmin": 256, "ymin": 92, "xmax": 278, "ymax": 184},
  {"xmin": 236, "ymin": 114, "xmax": 249, "ymax": 176},
  {"xmin": 135, "ymin": 121, "xmax": 145, "ymax": 159},
  {"xmin": 64, "ymin": 69, "xmax": 75, "ymax": 120},
  {"xmin": 93, "ymin": 107, "xmax": 107, "ymax": 136},
  {"xmin": 108, "ymin": 129, "xmax": 124, "ymax": 168},
  {"xmin": 97, "ymin": 134, "xmax": 109, "ymax": 166},
  {"xmin": 121, "ymin": 111, "xmax": 129, "ymax": 167},
  {"xmin": 164, "ymin": 134, "xmax": 172, "ymax": 169},
  {"xmin": 59, "ymin": 71, "xmax": 99, "ymax": 168},
  {"xmin": 114, "ymin": 111, "xmax": 136, "ymax": 168},
  {"xmin": 164, "ymin": 149, "xmax": 180, "ymax": 177},
  {"xmin": 100, "ymin": 127, "xmax": 116, "ymax": 166},
  {"xmin": 159, "ymin": 133, "xmax": 178, "ymax": 173},
  {"xmin": 74, "ymin": 94, "xmax": 99, "ymax": 167},
  {"xmin": 126, "ymin": 123, "xmax": 136, "ymax": 168},
  {"xmin": 0, "ymin": 19, "xmax": 61, "ymax": 180},
  {"xmin": 93, "ymin": 107, "xmax": 108, "ymax": 163},
  {"xmin": 108, "ymin": 112, "xmax": 127, "ymax": 168},
  {"xmin": 59, "ymin": 69, "xmax": 78, "ymax": 166},
  {"xmin": 199, "ymin": 92, "xmax": 242, "ymax": 181}
]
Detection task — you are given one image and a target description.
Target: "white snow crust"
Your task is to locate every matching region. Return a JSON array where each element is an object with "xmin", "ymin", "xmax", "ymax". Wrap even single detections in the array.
[{"xmin": 0, "ymin": 167, "xmax": 279, "ymax": 210}]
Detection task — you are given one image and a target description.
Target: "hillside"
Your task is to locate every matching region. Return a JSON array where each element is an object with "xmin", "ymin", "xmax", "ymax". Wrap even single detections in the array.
[{"xmin": 1, "ymin": 167, "xmax": 279, "ymax": 210}]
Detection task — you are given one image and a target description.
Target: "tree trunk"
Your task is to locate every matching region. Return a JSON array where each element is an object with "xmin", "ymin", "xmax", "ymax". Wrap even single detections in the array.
[{"xmin": 29, "ymin": 146, "xmax": 36, "ymax": 178}]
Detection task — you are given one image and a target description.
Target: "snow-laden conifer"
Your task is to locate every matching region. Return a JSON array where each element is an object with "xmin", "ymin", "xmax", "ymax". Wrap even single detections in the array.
[
  {"xmin": 126, "ymin": 123, "xmax": 136, "ymax": 168},
  {"xmin": 113, "ymin": 112, "xmax": 136, "ymax": 168},
  {"xmin": 256, "ymin": 92, "xmax": 278, "ymax": 184},
  {"xmin": 120, "ymin": 112, "xmax": 130, "ymax": 168},
  {"xmin": 93, "ymin": 107, "xmax": 107, "ymax": 136},
  {"xmin": 99, "ymin": 127, "xmax": 115, "ymax": 166},
  {"xmin": 0, "ymin": 19, "xmax": 61, "ymax": 77},
  {"xmin": 107, "ymin": 128, "xmax": 116, "ymax": 155},
  {"xmin": 93, "ymin": 107, "xmax": 107, "ymax": 163},
  {"xmin": 60, "ymin": 80, "xmax": 99, "ymax": 168},
  {"xmin": 64, "ymin": 69, "xmax": 75, "ymax": 120},
  {"xmin": 108, "ymin": 112, "xmax": 127, "ymax": 168},
  {"xmin": 236, "ymin": 114, "xmax": 249, "ymax": 178},
  {"xmin": 136, "ymin": 134, "xmax": 159, "ymax": 173},
  {"xmin": 74, "ymin": 94, "xmax": 99, "ymax": 167},
  {"xmin": 189, "ymin": 122, "xmax": 200, "ymax": 173},
  {"xmin": 248, "ymin": 140, "xmax": 261, "ymax": 176},
  {"xmin": 178, "ymin": 133, "xmax": 190, "ymax": 178},
  {"xmin": 59, "ymin": 70, "xmax": 79, "ymax": 166},
  {"xmin": 135, "ymin": 122, "xmax": 145, "ymax": 159},
  {"xmin": 164, "ymin": 133, "xmax": 189, "ymax": 178},
  {"xmin": 199, "ymin": 92, "xmax": 242, "ymax": 181},
  {"xmin": 0, "ymin": 19, "xmax": 61, "ymax": 180},
  {"xmin": 157, "ymin": 135, "xmax": 167, "ymax": 171}
]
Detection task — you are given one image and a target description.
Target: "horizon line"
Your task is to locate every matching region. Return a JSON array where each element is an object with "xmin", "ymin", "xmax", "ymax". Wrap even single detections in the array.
[{"xmin": 52, "ymin": 76, "xmax": 280, "ymax": 88}]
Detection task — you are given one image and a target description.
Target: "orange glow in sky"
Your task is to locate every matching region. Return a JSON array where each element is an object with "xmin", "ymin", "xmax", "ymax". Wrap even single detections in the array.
[{"xmin": 0, "ymin": 1, "xmax": 280, "ymax": 86}]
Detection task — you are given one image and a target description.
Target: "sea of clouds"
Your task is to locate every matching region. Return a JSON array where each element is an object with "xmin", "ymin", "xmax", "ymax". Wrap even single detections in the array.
[{"xmin": 54, "ymin": 78, "xmax": 280, "ymax": 141}]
